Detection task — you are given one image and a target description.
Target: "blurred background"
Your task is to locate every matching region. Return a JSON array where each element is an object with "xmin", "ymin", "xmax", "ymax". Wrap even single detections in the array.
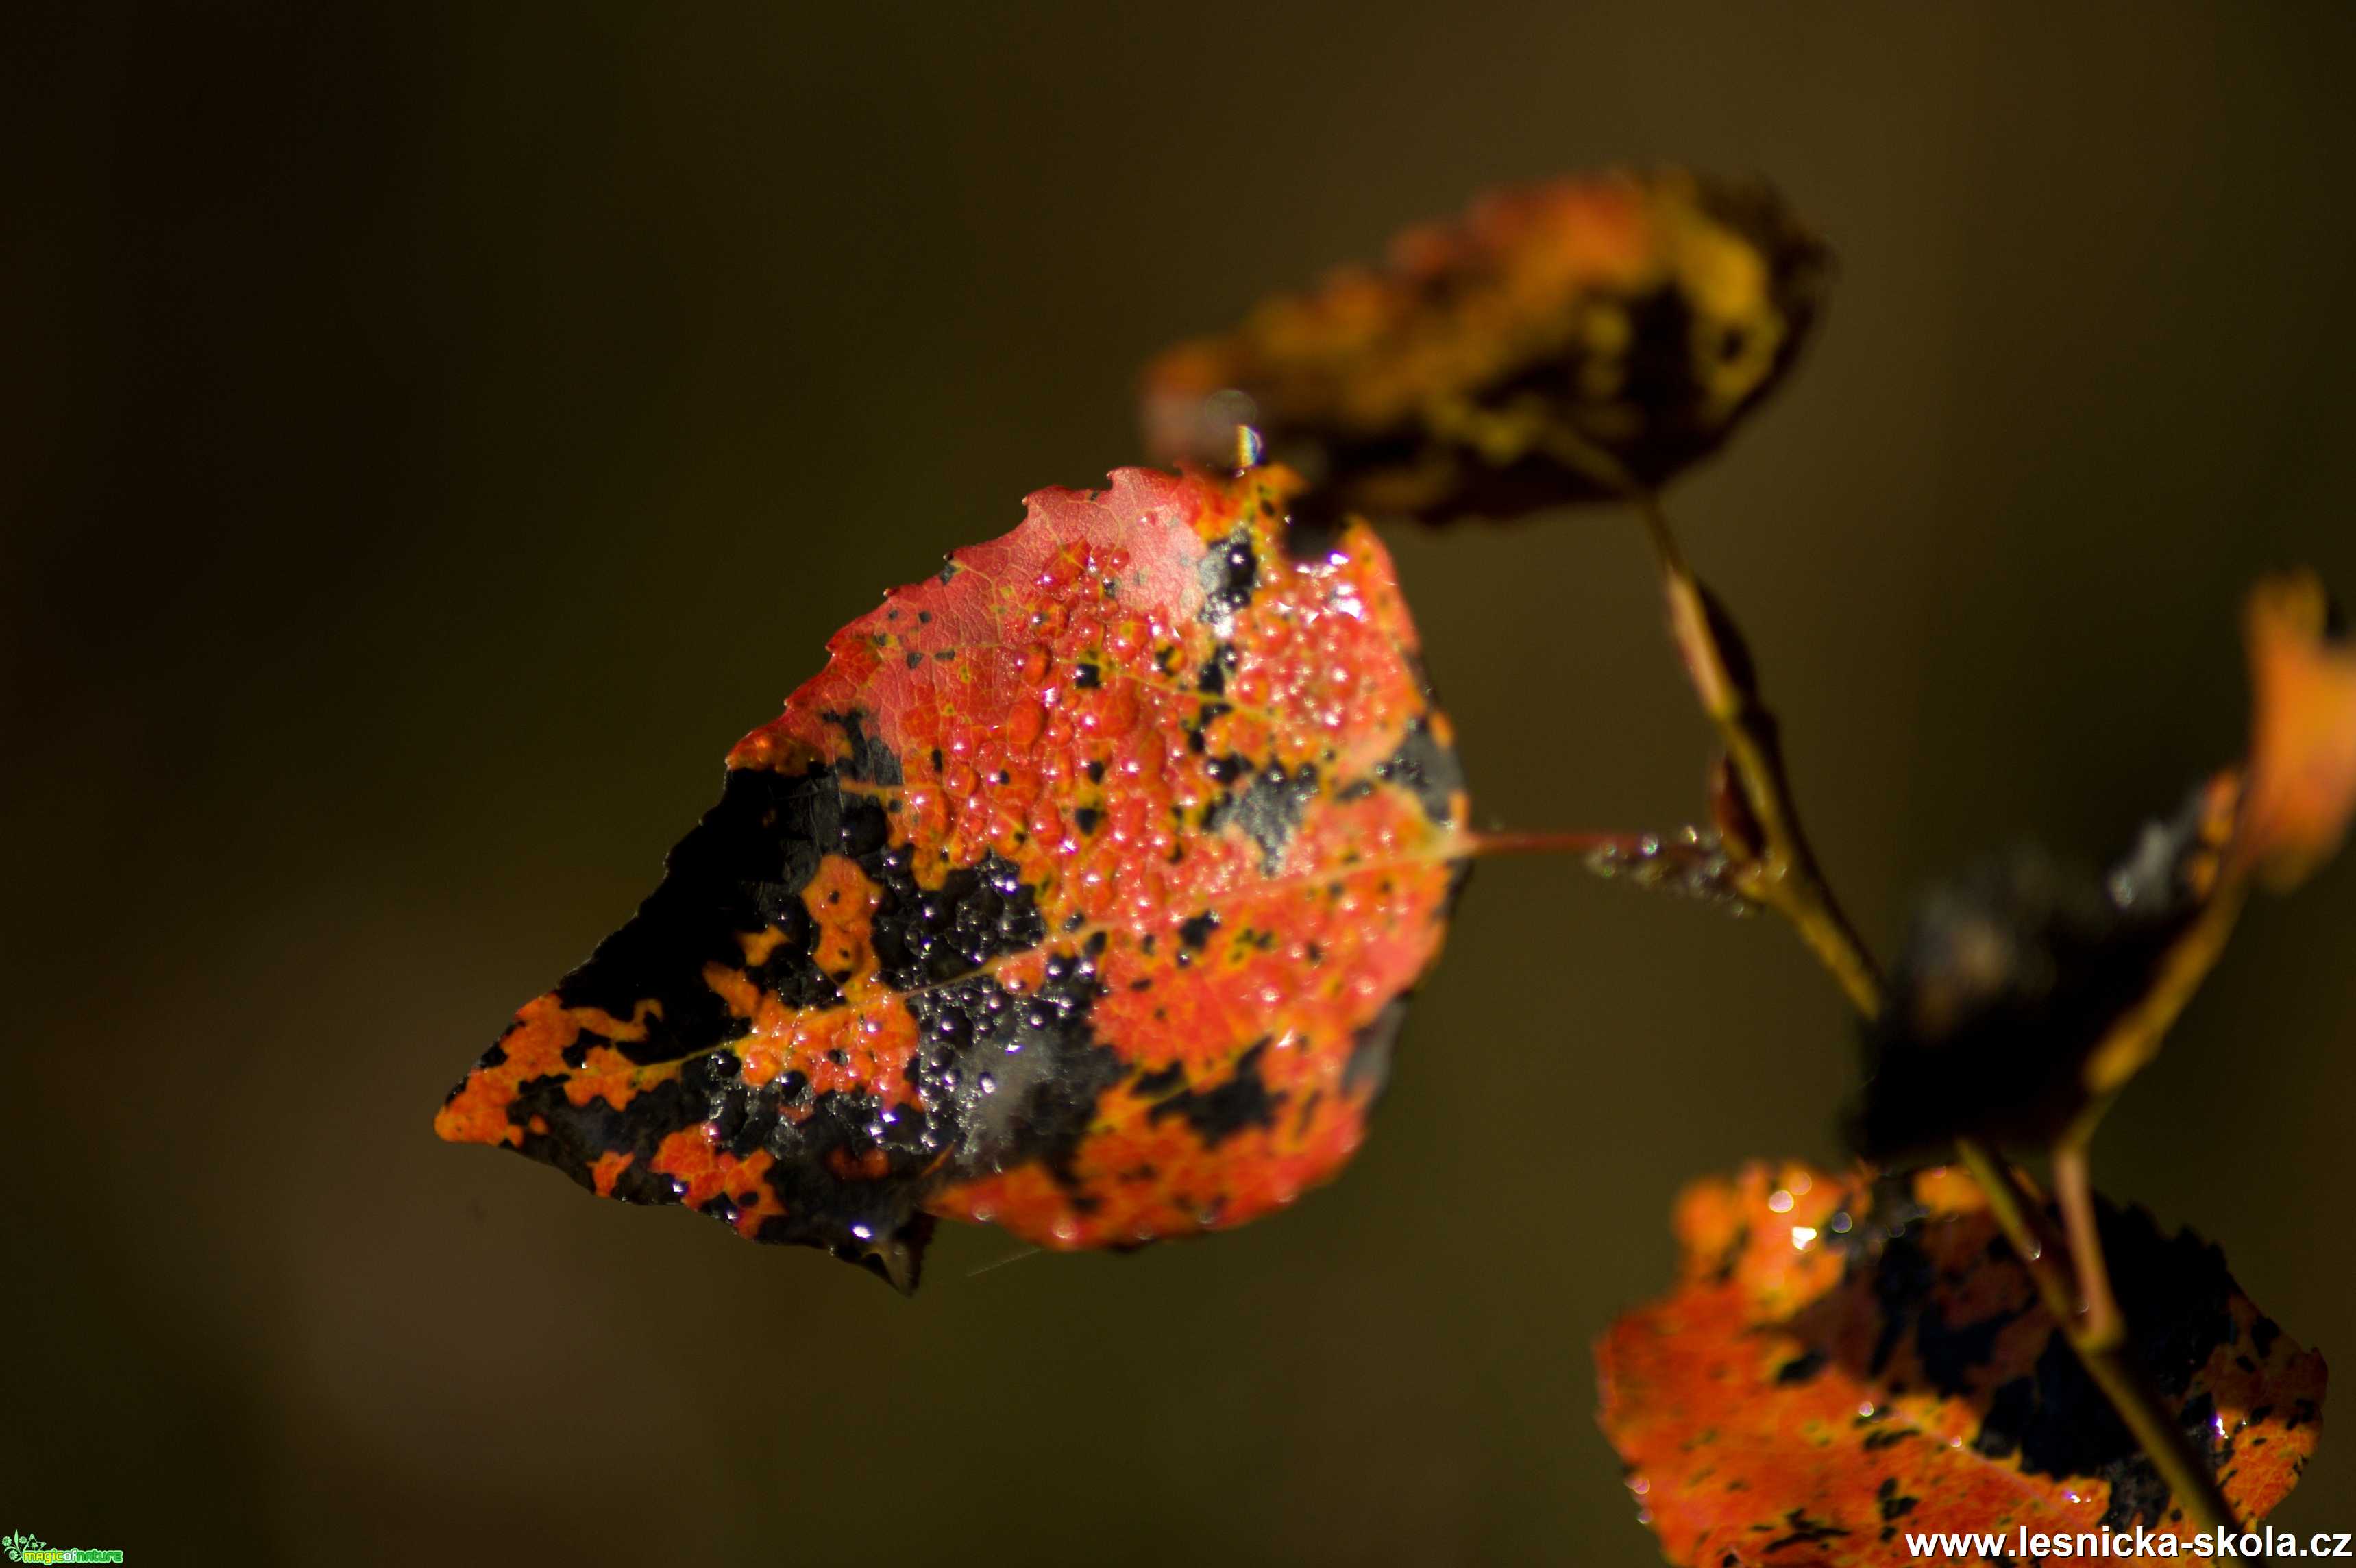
[{"xmin": 7, "ymin": 3, "xmax": 2355, "ymax": 1561}]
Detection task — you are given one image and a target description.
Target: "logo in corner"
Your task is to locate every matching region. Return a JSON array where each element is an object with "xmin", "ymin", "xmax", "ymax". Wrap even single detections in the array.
[{"xmin": 4, "ymin": 1534, "xmax": 125, "ymax": 1565}]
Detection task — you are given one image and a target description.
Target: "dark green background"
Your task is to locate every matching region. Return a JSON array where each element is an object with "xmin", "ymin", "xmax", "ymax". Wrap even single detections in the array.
[{"xmin": 7, "ymin": 3, "xmax": 2354, "ymax": 1561}]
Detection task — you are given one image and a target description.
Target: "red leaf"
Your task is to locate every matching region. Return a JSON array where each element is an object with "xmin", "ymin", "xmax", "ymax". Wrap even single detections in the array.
[
  {"xmin": 1140, "ymin": 169, "xmax": 1828, "ymax": 525},
  {"xmin": 1597, "ymin": 1164, "xmax": 2325, "ymax": 1565},
  {"xmin": 435, "ymin": 465, "xmax": 1469, "ymax": 1288}
]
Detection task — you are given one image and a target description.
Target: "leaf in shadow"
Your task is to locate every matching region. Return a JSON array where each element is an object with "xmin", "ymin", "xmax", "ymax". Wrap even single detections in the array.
[
  {"xmin": 1140, "ymin": 169, "xmax": 1828, "ymax": 526},
  {"xmin": 1852, "ymin": 818, "xmax": 2216, "ymax": 1160}
]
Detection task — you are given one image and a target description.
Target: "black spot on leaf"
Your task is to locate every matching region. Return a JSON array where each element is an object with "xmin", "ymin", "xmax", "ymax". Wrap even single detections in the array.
[{"xmin": 1144, "ymin": 1039, "xmax": 1283, "ymax": 1149}]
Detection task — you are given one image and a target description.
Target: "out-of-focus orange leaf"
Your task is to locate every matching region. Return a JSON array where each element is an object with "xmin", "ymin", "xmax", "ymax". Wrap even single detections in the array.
[
  {"xmin": 436, "ymin": 464, "xmax": 1469, "ymax": 1288},
  {"xmin": 1140, "ymin": 169, "xmax": 1828, "ymax": 526},
  {"xmin": 1597, "ymin": 1162, "xmax": 2324, "ymax": 1565},
  {"xmin": 2238, "ymin": 568, "xmax": 2356, "ymax": 891}
]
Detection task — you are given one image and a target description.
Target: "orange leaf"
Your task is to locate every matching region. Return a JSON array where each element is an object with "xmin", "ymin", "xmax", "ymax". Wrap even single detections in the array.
[
  {"xmin": 434, "ymin": 465, "xmax": 1469, "ymax": 1288},
  {"xmin": 1597, "ymin": 1163, "xmax": 2324, "ymax": 1565},
  {"xmin": 1140, "ymin": 169, "xmax": 1828, "ymax": 525},
  {"xmin": 2238, "ymin": 568, "xmax": 2356, "ymax": 890}
]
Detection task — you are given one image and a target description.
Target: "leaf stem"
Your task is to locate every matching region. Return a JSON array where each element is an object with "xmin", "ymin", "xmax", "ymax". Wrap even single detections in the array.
[
  {"xmin": 1632, "ymin": 491, "xmax": 1883, "ymax": 1018},
  {"xmin": 1460, "ymin": 829, "xmax": 1637, "ymax": 859},
  {"xmin": 2051, "ymin": 1138, "xmax": 2124, "ymax": 1350}
]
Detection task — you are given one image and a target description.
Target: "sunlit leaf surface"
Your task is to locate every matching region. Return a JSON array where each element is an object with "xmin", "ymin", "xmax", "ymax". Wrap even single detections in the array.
[
  {"xmin": 436, "ymin": 465, "xmax": 1469, "ymax": 1288},
  {"xmin": 1597, "ymin": 1162, "xmax": 2324, "ymax": 1564}
]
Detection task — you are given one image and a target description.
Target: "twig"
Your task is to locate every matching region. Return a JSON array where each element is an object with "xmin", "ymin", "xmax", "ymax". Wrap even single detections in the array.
[
  {"xmin": 2051, "ymin": 1138, "xmax": 2124, "ymax": 1350},
  {"xmin": 1633, "ymin": 493, "xmax": 1883, "ymax": 1018},
  {"xmin": 2078, "ymin": 875, "xmax": 2251, "ymax": 1125}
]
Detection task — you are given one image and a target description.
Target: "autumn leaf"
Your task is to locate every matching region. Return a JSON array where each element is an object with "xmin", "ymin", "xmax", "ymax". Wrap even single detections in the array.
[
  {"xmin": 1140, "ymin": 169, "xmax": 1828, "ymax": 526},
  {"xmin": 1597, "ymin": 1163, "xmax": 2325, "ymax": 1565},
  {"xmin": 435, "ymin": 464, "xmax": 1469, "ymax": 1288}
]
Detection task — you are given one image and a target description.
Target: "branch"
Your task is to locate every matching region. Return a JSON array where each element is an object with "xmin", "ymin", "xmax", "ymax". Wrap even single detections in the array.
[{"xmin": 1636, "ymin": 493, "xmax": 1882, "ymax": 1017}]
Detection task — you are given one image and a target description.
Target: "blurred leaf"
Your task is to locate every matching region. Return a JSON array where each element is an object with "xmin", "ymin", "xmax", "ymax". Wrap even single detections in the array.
[
  {"xmin": 1597, "ymin": 1163, "xmax": 2325, "ymax": 1565},
  {"xmin": 436, "ymin": 465, "xmax": 1469, "ymax": 1288},
  {"xmin": 2239, "ymin": 569, "xmax": 2356, "ymax": 890},
  {"xmin": 1852, "ymin": 809, "xmax": 2217, "ymax": 1160},
  {"xmin": 1140, "ymin": 169, "xmax": 1828, "ymax": 525}
]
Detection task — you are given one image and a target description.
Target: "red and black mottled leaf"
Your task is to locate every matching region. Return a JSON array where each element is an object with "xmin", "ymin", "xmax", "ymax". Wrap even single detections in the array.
[
  {"xmin": 435, "ymin": 465, "xmax": 1469, "ymax": 1288},
  {"xmin": 1597, "ymin": 1163, "xmax": 2325, "ymax": 1565},
  {"xmin": 1140, "ymin": 169, "xmax": 1829, "ymax": 526}
]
